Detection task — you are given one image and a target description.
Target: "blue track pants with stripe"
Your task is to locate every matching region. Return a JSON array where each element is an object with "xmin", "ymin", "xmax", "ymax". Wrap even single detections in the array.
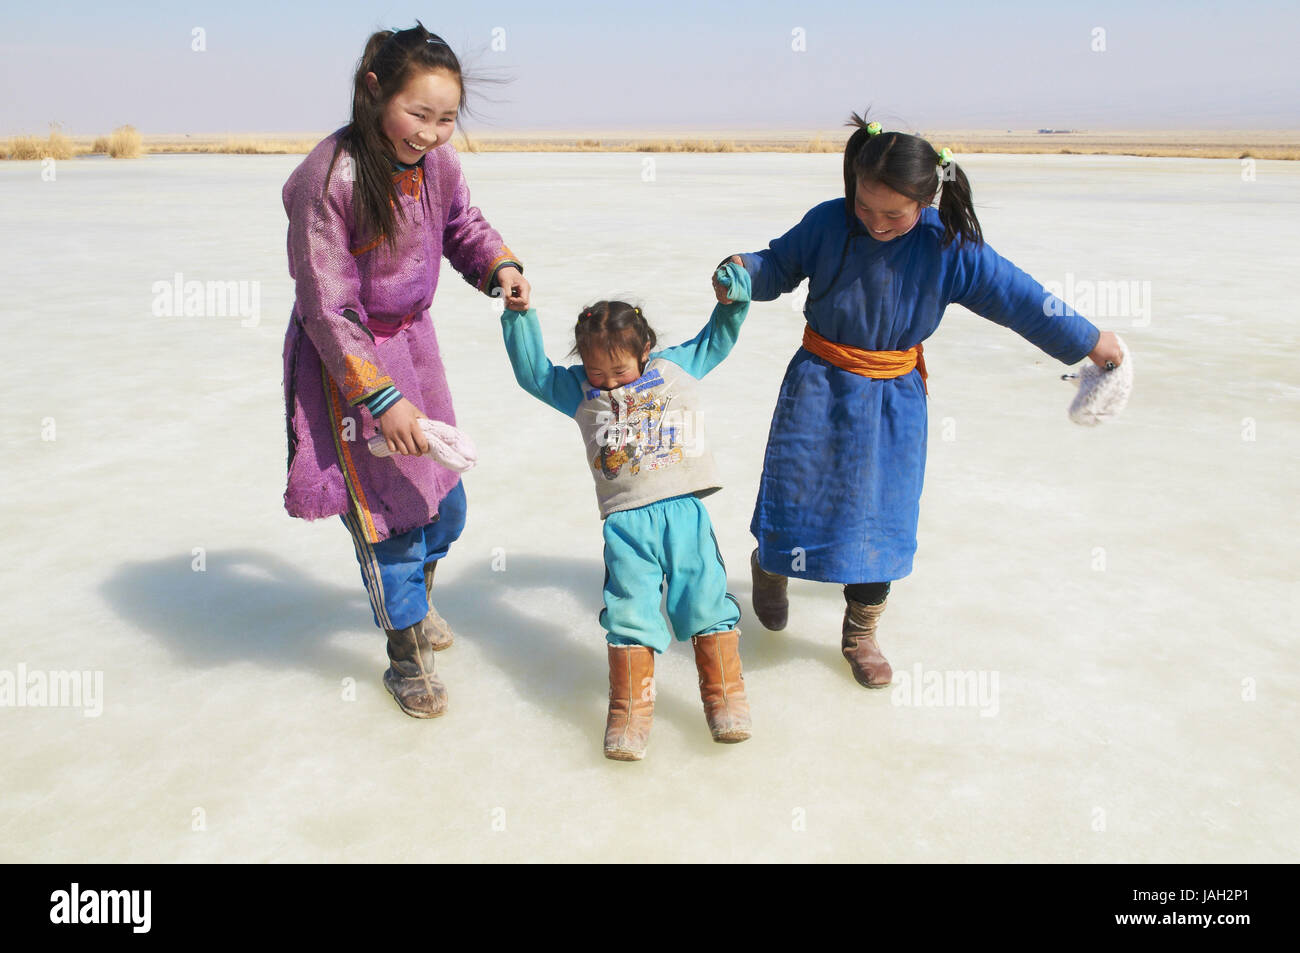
[{"xmin": 340, "ymin": 480, "xmax": 467, "ymax": 631}]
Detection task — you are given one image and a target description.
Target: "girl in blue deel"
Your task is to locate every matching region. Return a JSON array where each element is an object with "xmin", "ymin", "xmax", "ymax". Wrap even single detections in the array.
[
  {"xmin": 712, "ymin": 115, "xmax": 1126, "ymax": 690},
  {"xmin": 500, "ymin": 264, "xmax": 754, "ymax": 761}
]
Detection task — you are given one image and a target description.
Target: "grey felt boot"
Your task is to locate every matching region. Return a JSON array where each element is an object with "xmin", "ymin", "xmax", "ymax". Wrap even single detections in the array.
[
  {"xmin": 383, "ymin": 622, "xmax": 449, "ymax": 718},
  {"xmin": 420, "ymin": 561, "xmax": 454, "ymax": 651}
]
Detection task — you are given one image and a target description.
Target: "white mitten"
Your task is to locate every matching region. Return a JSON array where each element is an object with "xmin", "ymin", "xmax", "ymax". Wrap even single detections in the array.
[
  {"xmin": 1065, "ymin": 335, "xmax": 1132, "ymax": 426},
  {"xmin": 367, "ymin": 418, "xmax": 478, "ymax": 472}
]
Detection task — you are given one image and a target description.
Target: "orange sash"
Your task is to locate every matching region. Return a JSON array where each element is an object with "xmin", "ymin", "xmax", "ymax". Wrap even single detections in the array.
[{"xmin": 801, "ymin": 325, "xmax": 928, "ymax": 394}]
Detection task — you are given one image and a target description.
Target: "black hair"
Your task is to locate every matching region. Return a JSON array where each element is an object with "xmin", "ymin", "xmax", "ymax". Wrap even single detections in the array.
[
  {"xmin": 569, "ymin": 301, "xmax": 658, "ymax": 366},
  {"xmin": 843, "ymin": 111, "xmax": 982, "ymax": 247},
  {"xmin": 325, "ymin": 22, "xmax": 468, "ymax": 252}
]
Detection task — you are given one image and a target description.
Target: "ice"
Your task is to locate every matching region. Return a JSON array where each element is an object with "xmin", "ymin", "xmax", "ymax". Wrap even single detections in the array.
[{"xmin": 1, "ymin": 151, "xmax": 1297, "ymax": 861}]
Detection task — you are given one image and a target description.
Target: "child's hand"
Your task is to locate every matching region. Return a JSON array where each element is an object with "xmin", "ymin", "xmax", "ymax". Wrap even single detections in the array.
[
  {"xmin": 496, "ymin": 266, "xmax": 531, "ymax": 311},
  {"xmin": 378, "ymin": 398, "xmax": 430, "ymax": 455},
  {"xmin": 712, "ymin": 256, "xmax": 744, "ymax": 303},
  {"xmin": 1088, "ymin": 330, "xmax": 1124, "ymax": 369}
]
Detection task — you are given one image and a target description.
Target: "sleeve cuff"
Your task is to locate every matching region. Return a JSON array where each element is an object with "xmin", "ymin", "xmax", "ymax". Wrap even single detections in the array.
[
  {"xmin": 485, "ymin": 256, "xmax": 524, "ymax": 294},
  {"xmin": 362, "ymin": 385, "xmax": 403, "ymax": 417}
]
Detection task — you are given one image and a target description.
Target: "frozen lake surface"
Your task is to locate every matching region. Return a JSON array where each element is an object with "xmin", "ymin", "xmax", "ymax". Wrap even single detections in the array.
[{"xmin": 1, "ymin": 150, "xmax": 1297, "ymax": 862}]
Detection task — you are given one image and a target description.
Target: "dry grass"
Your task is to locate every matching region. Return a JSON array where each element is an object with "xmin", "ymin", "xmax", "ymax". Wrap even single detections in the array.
[
  {"xmin": 5, "ymin": 124, "xmax": 138, "ymax": 159},
  {"xmin": 5, "ymin": 127, "xmax": 1298, "ymax": 160},
  {"xmin": 457, "ymin": 136, "xmax": 749, "ymax": 153},
  {"xmin": 3, "ymin": 129, "xmax": 75, "ymax": 160},
  {"xmin": 804, "ymin": 136, "xmax": 843, "ymax": 153},
  {"xmin": 459, "ymin": 131, "xmax": 1300, "ymax": 158},
  {"xmin": 106, "ymin": 125, "xmax": 142, "ymax": 158},
  {"xmin": 108, "ymin": 125, "xmax": 142, "ymax": 157},
  {"xmin": 133, "ymin": 136, "xmax": 322, "ymax": 154},
  {"xmin": 455, "ymin": 135, "xmax": 846, "ymax": 153},
  {"xmin": 456, "ymin": 135, "xmax": 613, "ymax": 153},
  {"xmin": 921, "ymin": 131, "xmax": 1300, "ymax": 160},
  {"xmin": 632, "ymin": 139, "xmax": 740, "ymax": 153},
  {"xmin": 935, "ymin": 142, "xmax": 1300, "ymax": 160}
]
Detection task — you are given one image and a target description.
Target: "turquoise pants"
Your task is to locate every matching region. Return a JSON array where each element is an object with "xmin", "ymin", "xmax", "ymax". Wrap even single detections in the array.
[{"xmin": 600, "ymin": 494, "xmax": 741, "ymax": 653}]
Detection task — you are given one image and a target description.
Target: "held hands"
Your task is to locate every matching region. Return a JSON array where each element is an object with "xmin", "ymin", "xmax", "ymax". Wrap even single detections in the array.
[
  {"xmin": 712, "ymin": 256, "xmax": 744, "ymax": 304},
  {"xmin": 496, "ymin": 265, "xmax": 531, "ymax": 311},
  {"xmin": 1088, "ymin": 330, "xmax": 1125, "ymax": 369},
  {"xmin": 378, "ymin": 397, "xmax": 430, "ymax": 456}
]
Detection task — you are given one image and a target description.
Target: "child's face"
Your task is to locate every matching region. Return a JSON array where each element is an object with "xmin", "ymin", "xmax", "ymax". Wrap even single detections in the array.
[
  {"xmin": 854, "ymin": 179, "xmax": 925, "ymax": 241},
  {"xmin": 582, "ymin": 344, "xmax": 653, "ymax": 390},
  {"xmin": 366, "ymin": 68, "xmax": 460, "ymax": 164}
]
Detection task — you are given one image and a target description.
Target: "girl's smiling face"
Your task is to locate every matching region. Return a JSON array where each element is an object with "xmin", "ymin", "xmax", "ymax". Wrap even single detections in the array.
[
  {"xmin": 366, "ymin": 68, "xmax": 461, "ymax": 163},
  {"xmin": 854, "ymin": 179, "xmax": 927, "ymax": 241},
  {"xmin": 582, "ymin": 344, "xmax": 653, "ymax": 390}
]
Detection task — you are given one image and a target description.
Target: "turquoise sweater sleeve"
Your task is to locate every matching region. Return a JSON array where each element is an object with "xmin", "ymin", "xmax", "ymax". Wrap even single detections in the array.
[
  {"xmin": 499, "ymin": 307, "xmax": 587, "ymax": 417},
  {"xmin": 651, "ymin": 263, "xmax": 751, "ymax": 378}
]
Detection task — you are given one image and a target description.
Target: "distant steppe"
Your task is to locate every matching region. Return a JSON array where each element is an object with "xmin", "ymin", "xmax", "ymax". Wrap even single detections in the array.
[{"xmin": 4, "ymin": 128, "xmax": 1298, "ymax": 159}]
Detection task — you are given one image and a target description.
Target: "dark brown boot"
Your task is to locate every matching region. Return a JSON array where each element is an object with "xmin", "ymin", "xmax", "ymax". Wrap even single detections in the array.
[
  {"xmin": 604, "ymin": 645, "xmax": 655, "ymax": 761},
  {"xmin": 691, "ymin": 629, "xmax": 752, "ymax": 743},
  {"xmin": 842, "ymin": 598, "xmax": 892, "ymax": 688},
  {"xmin": 750, "ymin": 548, "xmax": 788, "ymax": 631},
  {"xmin": 383, "ymin": 623, "xmax": 448, "ymax": 718},
  {"xmin": 420, "ymin": 561, "xmax": 454, "ymax": 651}
]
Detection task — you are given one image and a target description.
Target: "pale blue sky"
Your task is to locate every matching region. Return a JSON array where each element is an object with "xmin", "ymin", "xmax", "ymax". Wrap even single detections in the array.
[{"xmin": 2, "ymin": 0, "xmax": 1296, "ymax": 135}]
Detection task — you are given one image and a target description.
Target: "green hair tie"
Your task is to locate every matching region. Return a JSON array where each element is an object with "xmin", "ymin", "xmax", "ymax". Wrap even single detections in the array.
[
  {"xmin": 865, "ymin": 121, "xmax": 882, "ymax": 136},
  {"xmin": 937, "ymin": 147, "xmax": 954, "ymax": 167}
]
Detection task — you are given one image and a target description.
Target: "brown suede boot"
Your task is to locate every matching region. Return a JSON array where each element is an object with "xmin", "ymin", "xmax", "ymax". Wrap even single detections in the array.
[
  {"xmin": 383, "ymin": 622, "xmax": 449, "ymax": 718},
  {"xmin": 420, "ymin": 561, "xmax": 454, "ymax": 651},
  {"xmin": 691, "ymin": 629, "xmax": 752, "ymax": 743},
  {"xmin": 604, "ymin": 645, "xmax": 655, "ymax": 761},
  {"xmin": 750, "ymin": 548, "xmax": 789, "ymax": 631},
  {"xmin": 842, "ymin": 598, "xmax": 892, "ymax": 689}
]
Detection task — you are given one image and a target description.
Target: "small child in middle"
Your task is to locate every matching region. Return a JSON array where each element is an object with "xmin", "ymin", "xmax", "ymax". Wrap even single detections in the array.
[{"xmin": 500, "ymin": 263, "xmax": 754, "ymax": 761}]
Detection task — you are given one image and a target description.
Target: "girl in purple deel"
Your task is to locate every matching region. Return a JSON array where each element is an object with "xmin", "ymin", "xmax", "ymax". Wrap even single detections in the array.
[{"xmin": 281, "ymin": 23, "xmax": 528, "ymax": 719}]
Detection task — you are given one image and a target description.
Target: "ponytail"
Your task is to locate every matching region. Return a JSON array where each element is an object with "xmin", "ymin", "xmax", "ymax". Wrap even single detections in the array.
[
  {"xmin": 842, "ymin": 111, "xmax": 877, "ymax": 211},
  {"xmin": 936, "ymin": 160, "xmax": 982, "ymax": 247}
]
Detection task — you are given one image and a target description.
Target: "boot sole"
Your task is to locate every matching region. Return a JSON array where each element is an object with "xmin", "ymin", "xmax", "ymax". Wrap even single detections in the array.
[
  {"xmin": 844, "ymin": 651, "xmax": 891, "ymax": 689},
  {"xmin": 712, "ymin": 732, "xmax": 752, "ymax": 743},
  {"xmin": 850, "ymin": 676, "xmax": 892, "ymax": 690},
  {"xmin": 384, "ymin": 682, "xmax": 449, "ymax": 718},
  {"xmin": 389, "ymin": 698, "xmax": 448, "ymax": 718},
  {"xmin": 604, "ymin": 748, "xmax": 645, "ymax": 761}
]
